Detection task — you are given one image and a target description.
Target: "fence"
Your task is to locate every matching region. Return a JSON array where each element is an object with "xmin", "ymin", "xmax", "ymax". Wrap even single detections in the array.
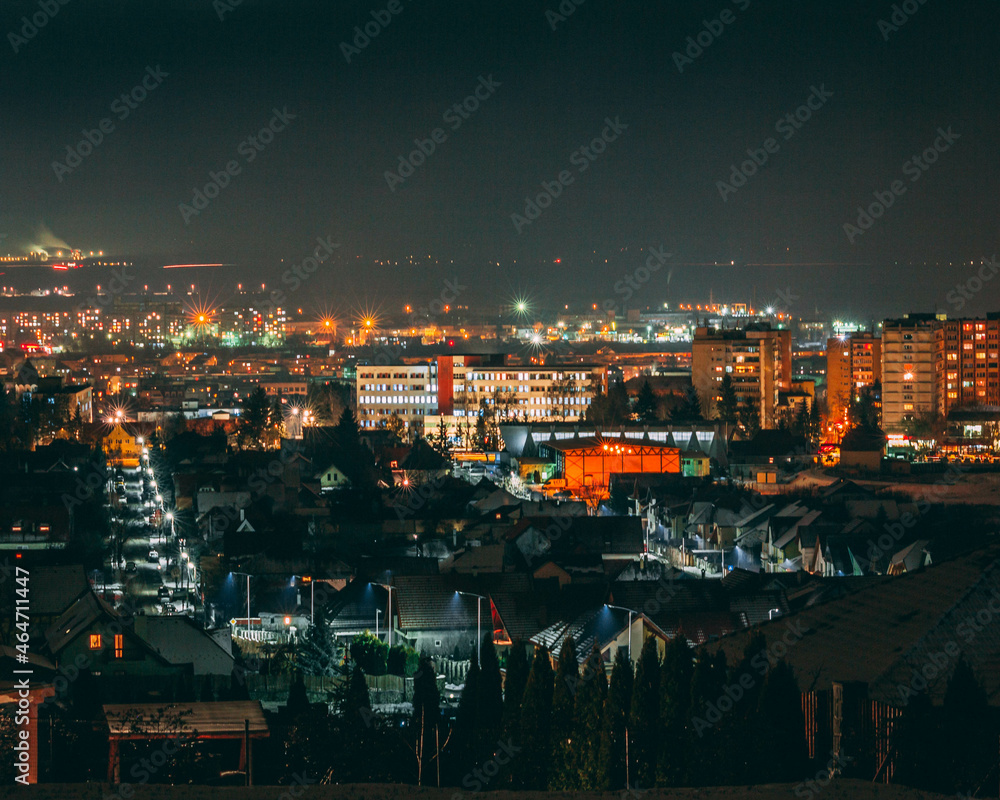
[{"xmin": 244, "ymin": 672, "xmax": 410, "ymax": 704}]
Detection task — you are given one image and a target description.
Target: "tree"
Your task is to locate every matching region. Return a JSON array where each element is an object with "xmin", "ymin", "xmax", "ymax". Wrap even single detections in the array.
[
  {"xmin": 334, "ymin": 406, "xmax": 362, "ymax": 453},
  {"xmin": 716, "ymin": 374, "xmax": 740, "ymax": 434},
  {"xmin": 892, "ymin": 690, "xmax": 937, "ymax": 790},
  {"xmin": 633, "ymin": 380, "xmax": 659, "ymax": 423},
  {"xmin": 728, "ymin": 632, "xmax": 768, "ymax": 782},
  {"xmin": 411, "ymin": 655, "xmax": 442, "ymax": 785},
  {"xmin": 671, "ymin": 386, "xmax": 704, "ymax": 423},
  {"xmin": 519, "ymin": 645, "xmax": 554, "ymax": 789},
  {"xmin": 382, "ymin": 412, "xmax": 406, "ymax": 446},
  {"xmin": 739, "ymin": 394, "xmax": 761, "ymax": 439},
  {"xmin": 238, "ymin": 387, "xmax": 272, "ymax": 449},
  {"xmin": 350, "ymin": 631, "xmax": 388, "ymax": 675},
  {"xmin": 478, "ymin": 636, "xmax": 504, "ymax": 754},
  {"xmin": 587, "ymin": 382, "xmax": 630, "ymax": 426},
  {"xmin": 453, "ymin": 648, "xmax": 481, "ymax": 778},
  {"xmin": 609, "ymin": 479, "xmax": 632, "ymax": 515},
  {"xmin": 939, "ymin": 658, "xmax": 994, "ymax": 794},
  {"xmin": 688, "ymin": 647, "xmax": 727, "ymax": 785},
  {"xmin": 498, "ymin": 641, "xmax": 529, "ymax": 787},
  {"xmin": 286, "ymin": 670, "xmax": 310, "ymax": 718},
  {"xmin": 388, "ymin": 644, "xmax": 419, "ymax": 676},
  {"xmin": 548, "ymin": 636, "xmax": 579, "ymax": 789},
  {"xmin": 628, "ymin": 636, "xmax": 661, "ymax": 787},
  {"xmin": 658, "ymin": 634, "xmax": 693, "ymax": 786},
  {"xmin": 296, "ymin": 615, "xmax": 338, "ymax": 677},
  {"xmin": 756, "ymin": 660, "xmax": 809, "ymax": 783},
  {"xmin": 848, "ymin": 381, "xmax": 881, "ymax": 430},
  {"xmin": 571, "ymin": 645, "xmax": 607, "ymax": 789},
  {"xmin": 598, "ymin": 647, "xmax": 633, "ymax": 790},
  {"xmin": 341, "ymin": 660, "xmax": 371, "ymax": 719},
  {"xmin": 429, "ymin": 417, "xmax": 453, "ymax": 458}
]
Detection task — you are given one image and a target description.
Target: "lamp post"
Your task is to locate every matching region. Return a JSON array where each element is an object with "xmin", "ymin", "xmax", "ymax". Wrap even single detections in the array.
[
  {"xmin": 232, "ymin": 571, "xmax": 252, "ymax": 639},
  {"xmin": 293, "ymin": 576, "xmax": 315, "ymax": 625},
  {"xmin": 606, "ymin": 603, "xmax": 636, "ymax": 661},
  {"xmin": 456, "ymin": 591, "xmax": 486, "ymax": 662},
  {"xmin": 372, "ymin": 582, "xmax": 394, "ymax": 646}
]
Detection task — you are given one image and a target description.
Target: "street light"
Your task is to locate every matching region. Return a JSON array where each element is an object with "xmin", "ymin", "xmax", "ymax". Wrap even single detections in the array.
[
  {"xmin": 291, "ymin": 575, "xmax": 315, "ymax": 626},
  {"xmin": 371, "ymin": 582, "xmax": 394, "ymax": 647},
  {"xmin": 606, "ymin": 603, "xmax": 637, "ymax": 661},
  {"xmin": 232, "ymin": 571, "xmax": 252, "ymax": 639},
  {"xmin": 456, "ymin": 590, "xmax": 486, "ymax": 663}
]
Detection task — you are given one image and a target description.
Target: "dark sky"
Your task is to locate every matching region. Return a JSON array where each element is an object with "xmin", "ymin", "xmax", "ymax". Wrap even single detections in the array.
[{"xmin": 2, "ymin": 0, "xmax": 998, "ymax": 319}]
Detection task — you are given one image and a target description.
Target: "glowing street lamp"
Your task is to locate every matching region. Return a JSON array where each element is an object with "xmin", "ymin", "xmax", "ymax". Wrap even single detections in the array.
[
  {"xmin": 372, "ymin": 582, "xmax": 394, "ymax": 646},
  {"xmin": 606, "ymin": 603, "xmax": 637, "ymax": 661}
]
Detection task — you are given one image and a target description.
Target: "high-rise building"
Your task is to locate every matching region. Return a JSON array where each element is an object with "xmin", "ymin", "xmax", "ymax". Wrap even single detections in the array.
[
  {"xmin": 692, "ymin": 323, "xmax": 791, "ymax": 428},
  {"xmin": 825, "ymin": 332, "xmax": 881, "ymax": 425},
  {"xmin": 881, "ymin": 314, "xmax": 940, "ymax": 432},
  {"xmin": 935, "ymin": 316, "xmax": 1000, "ymax": 417}
]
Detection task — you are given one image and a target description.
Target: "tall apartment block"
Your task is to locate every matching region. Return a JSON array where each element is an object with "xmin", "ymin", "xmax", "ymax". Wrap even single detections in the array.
[
  {"xmin": 826, "ymin": 332, "xmax": 881, "ymax": 425},
  {"xmin": 692, "ymin": 323, "xmax": 792, "ymax": 429},
  {"xmin": 881, "ymin": 314, "xmax": 939, "ymax": 432},
  {"xmin": 935, "ymin": 316, "xmax": 1000, "ymax": 417}
]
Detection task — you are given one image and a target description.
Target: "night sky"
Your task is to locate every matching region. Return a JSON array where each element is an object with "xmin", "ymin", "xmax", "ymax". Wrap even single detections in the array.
[{"xmin": 2, "ymin": 0, "xmax": 998, "ymax": 319}]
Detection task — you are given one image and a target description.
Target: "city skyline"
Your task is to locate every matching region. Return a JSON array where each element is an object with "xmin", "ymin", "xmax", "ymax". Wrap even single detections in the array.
[{"xmin": 3, "ymin": 0, "xmax": 998, "ymax": 319}]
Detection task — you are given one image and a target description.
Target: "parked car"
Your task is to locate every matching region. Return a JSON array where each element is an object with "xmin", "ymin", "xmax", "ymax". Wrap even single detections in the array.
[{"xmin": 125, "ymin": 561, "xmax": 137, "ymax": 573}]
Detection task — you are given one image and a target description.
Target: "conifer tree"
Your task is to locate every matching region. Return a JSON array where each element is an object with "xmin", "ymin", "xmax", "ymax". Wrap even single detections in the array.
[
  {"xmin": 891, "ymin": 690, "xmax": 936, "ymax": 790},
  {"xmin": 628, "ymin": 636, "xmax": 661, "ymax": 788},
  {"xmin": 717, "ymin": 374, "xmax": 740, "ymax": 433},
  {"xmin": 634, "ymin": 380, "xmax": 659, "ymax": 423},
  {"xmin": 498, "ymin": 641, "xmax": 529, "ymax": 787},
  {"xmin": 479, "ymin": 636, "xmax": 504, "ymax": 739},
  {"xmin": 756, "ymin": 660, "xmax": 808, "ymax": 783},
  {"xmin": 453, "ymin": 648, "xmax": 481, "ymax": 777},
  {"xmin": 728, "ymin": 631, "xmax": 768, "ymax": 782},
  {"xmin": 411, "ymin": 655, "xmax": 440, "ymax": 785},
  {"xmin": 548, "ymin": 636, "xmax": 579, "ymax": 789},
  {"xmin": 519, "ymin": 645, "xmax": 554, "ymax": 789},
  {"xmin": 296, "ymin": 613, "xmax": 338, "ymax": 677},
  {"xmin": 658, "ymin": 634, "xmax": 694, "ymax": 786},
  {"xmin": 688, "ymin": 647, "xmax": 727, "ymax": 786},
  {"xmin": 571, "ymin": 645, "xmax": 608, "ymax": 790},
  {"xmin": 940, "ymin": 658, "xmax": 993, "ymax": 794},
  {"xmin": 286, "ymin": 670, "xmax": 310, "ymax": 718},
  {"xmin": 598, "ymin": 647, "xmax": 633, "ymax": 790}
]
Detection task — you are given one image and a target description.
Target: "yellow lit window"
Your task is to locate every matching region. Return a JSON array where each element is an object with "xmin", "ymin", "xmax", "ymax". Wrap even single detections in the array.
[
  {"xmin": 114, "ymin": 634, "xmax": 124, "ymax": 659},
  {"xmin": 89, "ymin": 634, "xmax": 102, "ymax": 649}
]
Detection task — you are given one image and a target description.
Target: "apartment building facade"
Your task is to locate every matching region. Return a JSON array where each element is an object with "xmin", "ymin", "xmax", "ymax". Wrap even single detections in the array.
[
  {"xmin": 355, "ymin": 354, "xmax": 600, "ymax": 433},
  {"xmin": 935, "ymin": 316, "xmax": 1000, "ymax": 417},
  {"xmin": 355, "ymin": 361, "xmax": 439, "ymax": 429},
  {"xmin": 826, "ymin": 333, "xmax": 881, "ymax": 425},
  {"xmin": 692, "ymin": 324, "xmax": 792, "ymax": 428},
  {"xmin": 881, "ymin": 315, "xmax": 938, "ymax": 432}
]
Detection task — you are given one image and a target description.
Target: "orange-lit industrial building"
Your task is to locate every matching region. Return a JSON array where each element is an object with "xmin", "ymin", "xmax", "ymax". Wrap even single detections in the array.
[{"xmin": 538, "ymin": 437, "xmax": 681, "ymax": 496}]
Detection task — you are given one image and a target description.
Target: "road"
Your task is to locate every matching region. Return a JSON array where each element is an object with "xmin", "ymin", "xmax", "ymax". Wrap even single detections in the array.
[{"xmin": 101, "ymin": 445, "xmax": 201, "ymax": 619}]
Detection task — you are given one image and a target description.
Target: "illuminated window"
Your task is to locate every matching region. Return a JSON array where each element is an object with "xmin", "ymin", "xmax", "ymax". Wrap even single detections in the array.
[
  {"xmin": 114, "ymin": 634, "xmax": 123, "ymax": 659},
  {"xmin": 89, "ymin": 634, "xmax": 102, "ymax": 649}
]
